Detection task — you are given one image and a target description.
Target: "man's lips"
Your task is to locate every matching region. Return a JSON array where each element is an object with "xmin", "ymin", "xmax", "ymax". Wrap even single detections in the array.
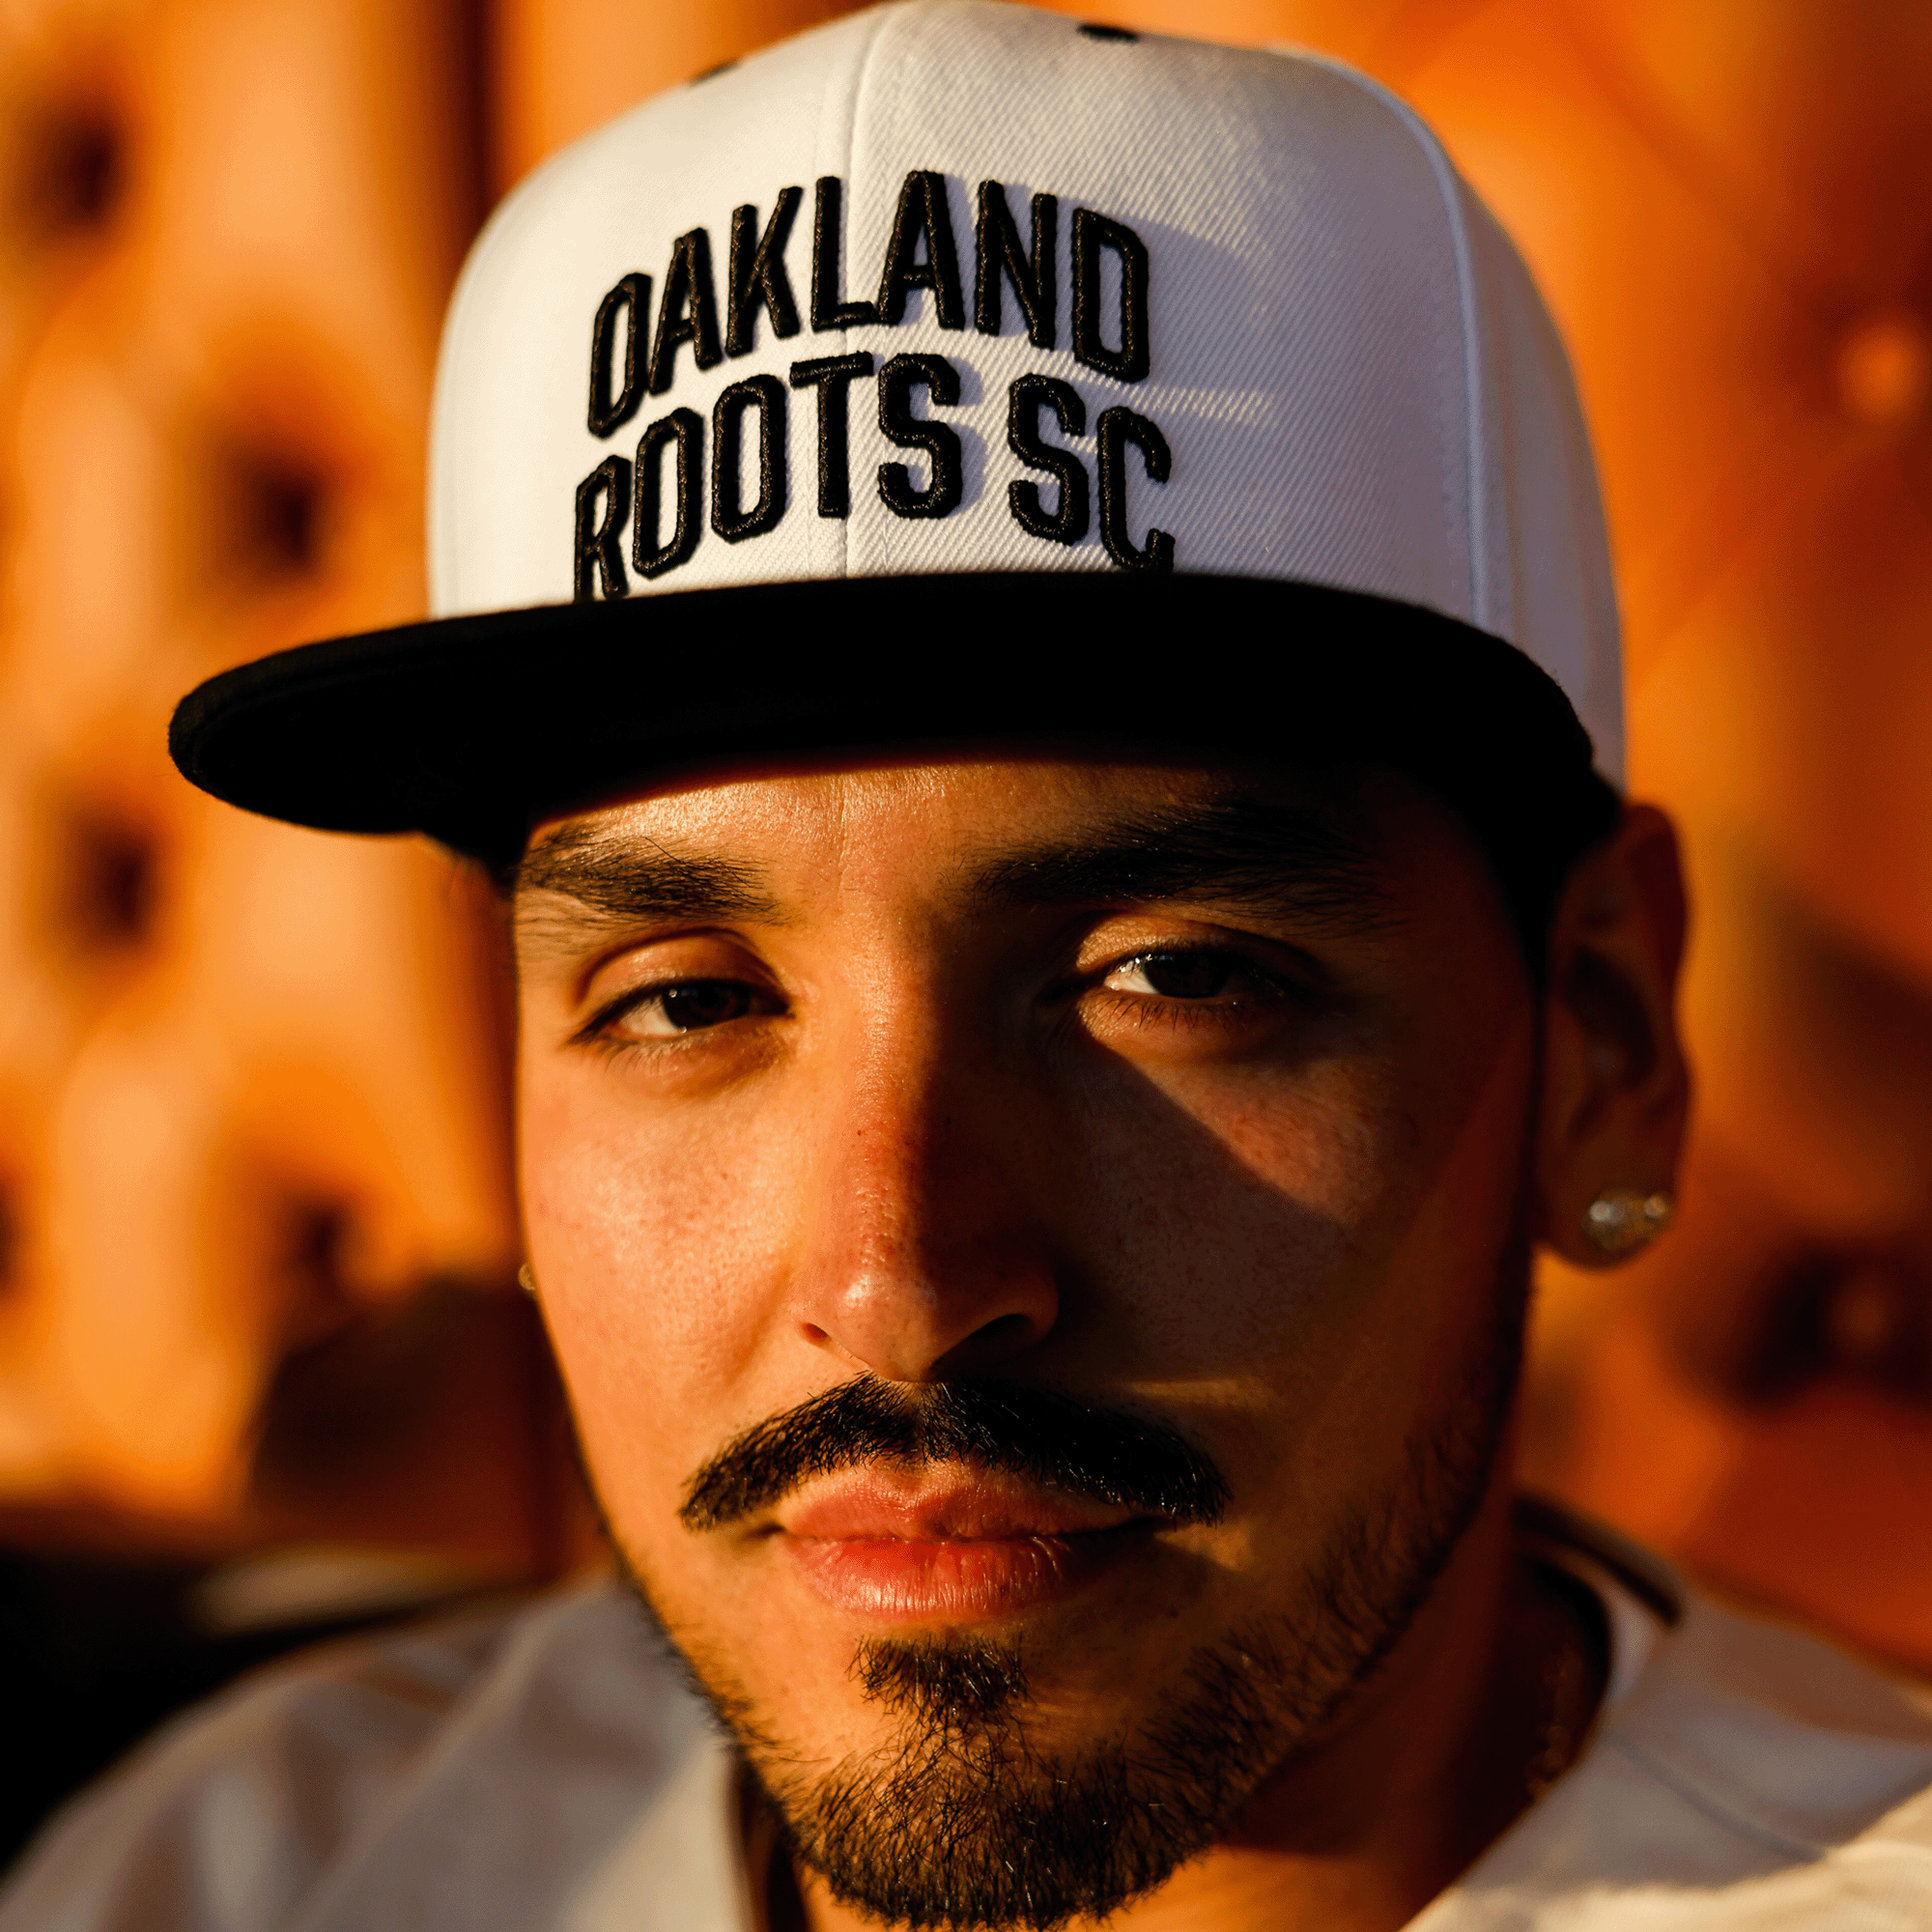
[
  {"xmin": 768, "ymin": 1472, "xmax": 1161, "ymax": 1622},
  {"xmin": 778, "ymin": 1470, "xmax": 1140, "ymax": 1543}
]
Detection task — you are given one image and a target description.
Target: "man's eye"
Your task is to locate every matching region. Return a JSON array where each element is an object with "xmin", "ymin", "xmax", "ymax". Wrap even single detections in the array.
[
  {"xmin": 1105, "ymin": 951, "xmax": 1249, "ymax": 1001},
  {"xmin": 609, "ymin": 980, "xmax": 760, "ymax": 1039}
]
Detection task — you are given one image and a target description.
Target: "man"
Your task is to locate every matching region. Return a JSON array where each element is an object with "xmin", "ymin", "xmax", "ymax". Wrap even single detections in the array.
[{"xmin": 9, "ymin": 5, "xmax": 1932, "ymax": 1928}]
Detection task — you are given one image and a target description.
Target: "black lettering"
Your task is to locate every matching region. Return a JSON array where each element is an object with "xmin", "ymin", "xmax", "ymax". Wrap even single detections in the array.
[
  {"xmin": 1007, "ymin": 374, "xmax": 1088, "ymax": 545},
  {"xmin": 811, "ymin": 177, "xmax": 879, "ymax": 330},
  {"xmin": 975, "ymin": 184, "xmax": 1056, "ymax": 348},
  {"xmin": 1095, "ymin": 405, "xmax": 1172, "ymax": 570},
  {"xmin": 727, "ymin": 188, "xmax": 804, "ymax": 355},
  {"xmin": 648, "ymin": 228, "xmax": 724, "ymax": 394},
  {"xmin": 573, "ymin": 455, "xmax": 631, "ymax": 600},
  {"xmin": 711, "ymin": 374, "xmax": 788, "ymax": 542},
  {"xmin": 587, "ymin": 273, "xmax": 650, "ymax": 438},
  {"xmin": 875, "ymin": 170, "xmax": 964, "ymax": 329},
  {"xmin": 877, "ymin": 354, "xmax": 962, "ymax": 520},
  {"xmin": 1072, "ymin": 208, "xmax": 1150, "ymax": 384},
  {"xmin": 633, "ymin": 409, "xmax": 704, "ymax": 578},
  {"xmin": 790, "ymin": 354, "xmax": 874, "ymax": 518}
]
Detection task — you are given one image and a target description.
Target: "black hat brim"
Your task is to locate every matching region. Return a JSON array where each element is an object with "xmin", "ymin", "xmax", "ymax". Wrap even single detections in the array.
[{"xmin": 169, "ymin": 572, "xmax": 1604, "ymax": 870}]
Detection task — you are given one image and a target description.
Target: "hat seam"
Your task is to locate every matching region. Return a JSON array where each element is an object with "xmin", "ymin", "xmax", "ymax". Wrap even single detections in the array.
[
  {"xmin": 1286, "ymin": 52, "xmax": 1490, "ymax": 639},
  {"xmin": 824, "ymin": 2, "xmax": 903, "ymax": 581}
]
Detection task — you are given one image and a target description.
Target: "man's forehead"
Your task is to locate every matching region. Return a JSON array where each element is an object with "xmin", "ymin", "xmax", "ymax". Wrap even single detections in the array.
[{"xmin": 513, "ymin": 752, "xmax": 1412, "ymax": 943}]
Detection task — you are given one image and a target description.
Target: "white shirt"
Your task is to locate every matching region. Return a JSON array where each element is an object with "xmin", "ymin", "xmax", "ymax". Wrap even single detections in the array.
[{"xmin": 7, "ymin": 1513, "xmax": 1932, "ymax": 1931}]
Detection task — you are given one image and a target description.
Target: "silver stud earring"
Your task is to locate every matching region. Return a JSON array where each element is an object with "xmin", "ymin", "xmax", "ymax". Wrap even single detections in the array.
[
  {"xmin": 517, "ymin": 1263, "xmax": 540, "ymax": 1296},
  {"xmin": 1582, "ymin": 1188, "xmax": 1674, "ymax": 1258}
]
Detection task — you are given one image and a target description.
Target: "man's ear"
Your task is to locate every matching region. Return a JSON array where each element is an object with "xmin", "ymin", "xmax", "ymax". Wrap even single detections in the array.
[{"xmin": 1534, "ymin": 803, "xmax": 1691, "ymax": 1266}]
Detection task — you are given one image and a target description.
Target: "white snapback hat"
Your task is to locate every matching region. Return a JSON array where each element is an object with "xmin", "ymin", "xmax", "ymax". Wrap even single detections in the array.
[{"xmin": 173, "ymin": 0, "xmax": 1623, "ymax": 869}]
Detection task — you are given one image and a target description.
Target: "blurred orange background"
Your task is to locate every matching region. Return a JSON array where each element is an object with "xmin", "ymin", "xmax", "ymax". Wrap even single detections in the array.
[{"xmin": 0, "ymin": 0, "xmax": 1926, "ymax": 1852}]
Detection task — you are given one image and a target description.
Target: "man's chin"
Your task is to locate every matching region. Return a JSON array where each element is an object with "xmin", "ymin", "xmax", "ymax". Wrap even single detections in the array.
[
  {"xmin": 707, "ymin": 1614, "xmax": 1216, "ymax": 1778},
  {"xmin": 742, "ymin": 1623, "xmax": 1285, "ymax": 1932}
]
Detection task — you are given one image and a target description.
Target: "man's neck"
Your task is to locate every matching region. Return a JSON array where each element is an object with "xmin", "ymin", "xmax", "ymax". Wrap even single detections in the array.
[{"xmin": 781, "ymin": 1482, "xmax": 1606, "ymax": 1932}]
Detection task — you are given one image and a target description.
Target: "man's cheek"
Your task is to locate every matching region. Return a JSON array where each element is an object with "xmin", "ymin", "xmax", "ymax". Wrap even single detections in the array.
[
  {"xmin": 522, "ymin": 1127, "xmax": 805, "ymax": 1533},
  {"xmin": 1064, "ymin": 1062, "xmax": 1421, "ymax": 1365},
  {"xmin": 522, "ymin": 1085, "xmax": 800, "ymax": 1370}
]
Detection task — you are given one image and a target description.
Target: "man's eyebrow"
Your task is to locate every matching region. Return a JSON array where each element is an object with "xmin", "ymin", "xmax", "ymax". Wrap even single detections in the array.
[
  {"xmin": 963, "ymin": 796, "xmax": 1397, "ymax": 934},
  {"xmin": 513, "ymin": 823, "xmax": 781, "ymax": 936}
]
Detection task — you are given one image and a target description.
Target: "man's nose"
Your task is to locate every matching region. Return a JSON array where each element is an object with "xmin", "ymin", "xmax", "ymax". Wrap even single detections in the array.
[{"xmin": 785, "ymin": 1001, "xmax": 1062, "ymax": 1384}]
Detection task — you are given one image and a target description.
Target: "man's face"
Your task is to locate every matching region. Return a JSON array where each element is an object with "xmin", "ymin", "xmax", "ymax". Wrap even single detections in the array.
[{"xmin": 514, "ymin": 754, "xmax": 1540, "ymax": 1926}]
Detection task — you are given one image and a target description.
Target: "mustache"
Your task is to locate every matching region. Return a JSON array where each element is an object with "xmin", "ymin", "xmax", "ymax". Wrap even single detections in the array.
[{"xmin": 679, "ymin": 1377, "xmax": 1231, "ymax": 1532}]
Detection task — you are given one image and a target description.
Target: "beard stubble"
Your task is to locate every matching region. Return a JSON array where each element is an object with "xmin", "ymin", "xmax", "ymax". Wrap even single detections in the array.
[{"xmin": 611, "ymin": 1230, "xmax": 1530, "ymax": 1932}]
